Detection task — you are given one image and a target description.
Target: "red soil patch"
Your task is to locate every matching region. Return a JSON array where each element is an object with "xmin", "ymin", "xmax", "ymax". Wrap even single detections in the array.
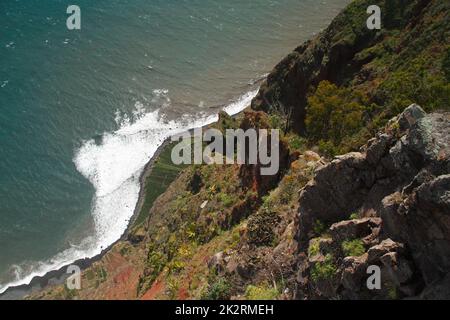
[
  {"xmin": 141, "ymin": 279, "xmax": 165, "ymax": 300},
  {"xmin": 113, "ymin": 265, "xmax": 133, "ymax": 284},
  {"xmin": 96, "ymin": 252, "xmax": 140, "ymax": 300},
  {"xmin": 177, "ymin": 287, "xmax": 189, "ymax": 300}
]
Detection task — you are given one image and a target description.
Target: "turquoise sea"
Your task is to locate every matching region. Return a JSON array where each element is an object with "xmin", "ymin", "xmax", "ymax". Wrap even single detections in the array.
[{"xmin": 0, "ymin": 0, "xmax": 349, "ymax": 293}]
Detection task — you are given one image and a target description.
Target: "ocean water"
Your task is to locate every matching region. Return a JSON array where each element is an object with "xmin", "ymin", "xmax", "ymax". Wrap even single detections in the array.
[{"xmin": 0, "ymin": 0, "xmax": 350, "ymax": 293}]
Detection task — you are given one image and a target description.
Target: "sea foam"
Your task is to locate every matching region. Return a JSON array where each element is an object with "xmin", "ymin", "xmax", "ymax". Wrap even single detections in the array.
[{"xmin": 0, "ymin": 88, "xmax": 258, "ymax": 295}]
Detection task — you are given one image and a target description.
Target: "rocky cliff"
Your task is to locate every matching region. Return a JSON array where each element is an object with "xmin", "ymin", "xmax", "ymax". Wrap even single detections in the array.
[
  {"xmin": 294, "ymin": 105, "xmax": 450, "ymax": 299},
  {"xmin": 27, "ymin": 0, "xmax": 449, "ymax": 300},
  {"xmin": 205, "ymin": 105, "xmax": 449, "ymax": 300}
]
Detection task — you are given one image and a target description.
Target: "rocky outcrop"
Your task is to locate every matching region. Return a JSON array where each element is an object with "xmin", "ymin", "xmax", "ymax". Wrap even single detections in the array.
[
  {"xmin": 238, "ymin": 111, "xmax": 291, "ymax": 196},
  {"xmin": 294, "ymin": 105, "xmax": 450, "ymax": 299},
  {"xmin": 381, "ymin": 175, "xmax": 450, "ymax": 288}
]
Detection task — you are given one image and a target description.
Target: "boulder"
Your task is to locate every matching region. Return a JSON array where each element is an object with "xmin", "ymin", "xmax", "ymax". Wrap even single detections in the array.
[
  {"xmin": 341, "ymin": 254, "xmax": 369, "ymax": 292},
  {"xmin": 329, "ymin": 218, "xmax": 381, "ymax": 242},
  {"xmin": 380, "ymin": 252, "xmax": 414, "ymax": 285},
  {"xmin": 367, "ymin": 239, "xmax": 404, "ymax": 264}
]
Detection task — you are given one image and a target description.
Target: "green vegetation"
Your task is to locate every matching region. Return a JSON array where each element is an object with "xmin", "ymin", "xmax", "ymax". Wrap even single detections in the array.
[
  {"xmin": 313, "ymin": 219, "xmax": 327, "ymax": 235},
  {"xmin": 213, "ymin": 111, "xmax": 238, "ymax": 133},
  {"xmin": 387, "ymin": 285, "xmax": 399, "ymax": 300},
  {"xmin": 349, "ymin": 212, "xmax": 360, "ymax": 220},
  {"xmin": 310, "ymin": 254, "xmax": 337, "ymax": 282},
  {"xmin": 146, "ymin": 249, "xmax": 167, "ymax": 282},
  {"xmin": 268, "ymin": 112, "xmax": 286, "ymax": 130},
  {"xmin": 167, "ymin": 278, "xmax": 181, "ymax": 300},
  {"xmin": 286, "ymin": 134, "xmax": 306, "ymax": 152},
  {"xmin": 134, "ymin": 142, "xmax": 186, "ymax": 225},
  {"xmin": 308, "ymin": 238, "xmax": 321, "ymax": 258},
  {"xmin": 305, "ymin": 81, "xmax": 368, "ymax": 157},
  {"xmin": 306, "ymin": 81, "xmax": 367, "ymax": 145},
  {"xmin": 62, "ymin": 285, "xmax": 78, "ymax": 300},
  {"xmin": 379, "ymin": 67, "xmax": 450, "ymax": 115},
  {"xmin": 218, "ymin": 193, "xmax": 234, "ymax": 208},
  {"xmin": 245, "ymin": 284, "xmax": 279, "ymax": 300},
  {"xmin": 202, "ymin": 278, "xmax": 231, "ymax": 300},
  {"xmin": 342, "ymin": 239, "xmax": 366, "ymax": 257},
  {"xmin": 97, "ymin": 267, "xmax": 107, "ymax": 282}
]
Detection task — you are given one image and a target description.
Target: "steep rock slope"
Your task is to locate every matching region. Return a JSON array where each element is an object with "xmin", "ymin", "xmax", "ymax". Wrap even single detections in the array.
[
  {"xmin": 293, "ymin": 105, "xmax": 450, "ymax": 299},
  {"xmin": 26, "ymin": 0, "xmax": 449, "ymax": 300}
]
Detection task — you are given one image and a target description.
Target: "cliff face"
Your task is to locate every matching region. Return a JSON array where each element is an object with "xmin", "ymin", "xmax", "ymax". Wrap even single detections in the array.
[
  {"xmin": 29, "ymin": 0, "xmax": 449, "ymax": 300},
  {"xmin": 252, "ymin": 0, "xmax": 449, "ymax": 137},
  {"xmin": 294, "ymin": 105, "xmax": 450, "ymax": 299}
]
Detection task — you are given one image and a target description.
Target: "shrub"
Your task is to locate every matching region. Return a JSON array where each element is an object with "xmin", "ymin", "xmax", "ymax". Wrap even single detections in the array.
[
  {"xmin": 245, "ymin": 284, "xmax": 279, "ymax": 300},
  {"xmin": 313, "ymin": 219, "xmax": 327, "ymax": 235},
  {"xmin": 202, "ymin": 278, "xmax": 231, "ymax": 300},
  {"xmin": 97, "ymin": 267, "xmax": 107, "ymax": 282},
  {"xmin": 268, "ymin": 113, "xmax": 286, "ymax": 130},
  {"xmin": 167, "ymin": 278, "xmax": 180, "ymax": 300},
  {"xmin": 349, "ymin": 212, "xmax": 359, "ymax": 220},
  {"xmin": 308, "ymin": 238, "xmax": 321, "ymax": 258},
  {"xmin": 286, "ymin": 134, "xmax": 306, "ymax": 152},
  {"xmin": 378, "ymin": 67, "xmax": 450, "ymax": 114},
  {"xmin": 261, "ymin": 195, "xmax": 273, "ymax": 210},
  {"xmin": 278, "ymin": 174, "xmax": 297, "ymax": 205},
  {"xmin": 342, "ymin": 239, "xmax": 365, "ymax": 257},
  {"xmin": 306, "ymin": 81, "xmax": 366, "ymax": 147},
  {"xmin": 310, "ymin": 254, "xmax": 337, "ymax": 282},
  {"xmin": 247, "ymin": 210, "xmax": 278, "ymax": 247},
  {"xmin": 146, "ymin": 250, "xmax": 167, "ymax": 283},
  {"xmin": 218, "ymin": 193, "xmax": 234, "ymax": 208},
  {"xmin": 318, "ymin": 140, "xmax": 338, "ymax": 158}
]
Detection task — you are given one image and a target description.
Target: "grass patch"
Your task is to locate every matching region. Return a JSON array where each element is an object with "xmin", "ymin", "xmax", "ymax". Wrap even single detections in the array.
[
  {"xmin": 245, "ymin": 284, "xmax": 279, "ymax": 300},
  {"xmin": 341, "ymin": 239, "xmax": 365, "ymax": 257},
  {"xmin": 313, "ymin": 220, "xmax": 327, "ymax": 235},
  {"xmin": 349, "ymin": 212, "xmax": 360, "ymax": 220},
  {"xmin": 308, "ymin": 238, "xmax": 321, "ymax": 258},
  {"xmin": 286, "ymin": 133, "xmax": 306, "ymax": 152},
  {"xmin": 201, "ymin": 278, "xmax": 231, "ymax": 300},
  {"xmin": 218, "ymin": 193, "xmax": 234, "ymax": 208},
  {"xmin": 134, "ymin": 142, "xmax": 186, "ymax": 225},
  {"xmin": 311, "ymin": 254, "xmax": 337, "ymax": 282}
]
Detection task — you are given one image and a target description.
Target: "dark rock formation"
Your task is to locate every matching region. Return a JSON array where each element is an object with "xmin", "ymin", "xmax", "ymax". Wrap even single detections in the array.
[
  {"xmin": 238, "ymin": 111, "xmax": 291, "ymax": 196},
  {"xmin": 294, "ymin": 105, "xmax": 450, "ymax": 299}
]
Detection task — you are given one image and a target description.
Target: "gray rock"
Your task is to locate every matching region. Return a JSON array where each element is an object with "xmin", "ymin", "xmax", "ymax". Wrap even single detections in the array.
[
  {"xmin": 296, "ymin": 107, "xmax": 450, "ymax": 298},
  {"xmin": 329, "ymin": 218, "xmax": 381, "ymax": 243},
  {"xmin": 380, "ymin": 252, "xmax": 414, "ymax": 285},
  {"xmin": 397, "ymin": 104, "xmax": 426, "ymax": 132},
  {"xmin": 341, "ymin": 254, "xmax": 368, "ymax": 292},
  {"xmin": 367, "ymin": 239, "xmax": 404, "ymax": 264}
]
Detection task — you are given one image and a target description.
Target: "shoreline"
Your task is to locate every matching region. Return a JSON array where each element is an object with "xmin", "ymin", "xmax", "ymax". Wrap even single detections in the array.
[
  {"xmin": 0, "ymin": 133, "xmax": 190, "ymax": 300},
  {"xmin": 0, "ymin": 88, "xmax": 259, "ymax": 300}
]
